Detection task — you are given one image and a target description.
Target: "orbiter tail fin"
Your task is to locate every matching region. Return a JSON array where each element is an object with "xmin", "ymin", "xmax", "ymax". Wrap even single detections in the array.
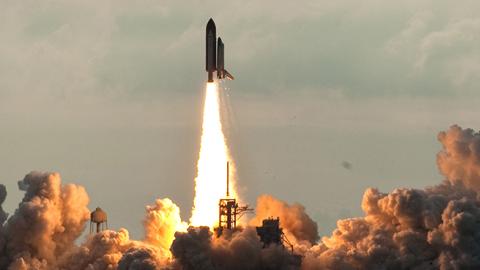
[{"xmin": 224, "ymin": 70, "xmax": 234, "ymax": 80}]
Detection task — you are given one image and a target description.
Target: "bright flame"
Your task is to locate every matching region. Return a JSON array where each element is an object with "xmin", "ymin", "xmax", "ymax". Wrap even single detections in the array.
[{"xmin": 190, "ymin": 82, "xmax": 238, "ymax": 227}]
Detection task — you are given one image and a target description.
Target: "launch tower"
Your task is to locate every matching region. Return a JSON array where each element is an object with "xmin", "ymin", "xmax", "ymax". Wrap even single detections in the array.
[{"xmin": 216, "ymin": 162, "xmax": 253, "ymax": 236}]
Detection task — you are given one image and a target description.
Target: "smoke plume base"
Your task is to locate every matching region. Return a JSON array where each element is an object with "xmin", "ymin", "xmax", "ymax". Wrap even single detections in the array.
[{"xmin": 1, "ymin": 125, "xmax": 480, "ymax": 269}]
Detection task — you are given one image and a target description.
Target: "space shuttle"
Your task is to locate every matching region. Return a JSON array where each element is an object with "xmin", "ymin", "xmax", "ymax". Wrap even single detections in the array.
[{"xmin": 206, "ymin": 18, "xmax": 234, "ymax": 82}]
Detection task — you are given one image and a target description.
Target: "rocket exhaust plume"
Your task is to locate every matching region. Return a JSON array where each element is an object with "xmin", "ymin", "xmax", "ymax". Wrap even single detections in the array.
[{"xmin": 190, "ymin": 82, "xmax": 238, "ymax": 227}]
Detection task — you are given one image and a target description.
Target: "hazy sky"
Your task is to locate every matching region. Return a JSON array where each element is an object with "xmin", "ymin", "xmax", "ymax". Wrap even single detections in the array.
[{"xmin": 1, "ymin": 0, "xmax": 480, "ymax": 238}]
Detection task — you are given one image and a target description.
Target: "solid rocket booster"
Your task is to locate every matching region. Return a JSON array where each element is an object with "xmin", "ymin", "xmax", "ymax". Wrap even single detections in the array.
[
  {"xmin": 217, "ymin": 38, "xmax": 234, "ymax": 80},
  {"xmin": 205, "ymin": 18, "xmax": 234, "ymax": 82}
]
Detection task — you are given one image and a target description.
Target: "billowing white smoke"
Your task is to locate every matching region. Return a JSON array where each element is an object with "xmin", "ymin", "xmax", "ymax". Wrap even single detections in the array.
[
  {"xmin": 170, "ymin": 226, "xmax": 297, "ymax": 270},
  {"xmin": 0, "ymin": 185, "xmax": 7, "ymax": 225},
  {"xmin": 0, "ymin": 184, "xmax": 8, "ymax": 268},
  {"xmin": 302, "ymin": 125, "xmax": 480, "ymax": 269},
  {"xmin": 143, "ymin": 198, "xmax": 188, "ymax": 252},
  {"xmin": 2, "ymin": 125, "xmax": 480, "ymax": 270},
  {"xmin": 1, "ymin": 172, "xmax": 90, "ymax": 269},
  {"xmin": 437, "ymin": 125, "xmax": 480, "ymax": 194},
  {"xmin": 170, "ymin": 195, "xmax": 318, "ymax": 270},
  {"xmin": 170, "ymin": 125, "xmax": 480, "ymax": 270},
  {"xmin": 59, "ymin": 229, "xmax": 166, "ymax": 270},
  {"xmin": 0, "ymin": 172, "xmax": 185, "ymax": 270},
  {"xmin": 250, "ymin": 195, "xmax": 319, "ymax": 245}
]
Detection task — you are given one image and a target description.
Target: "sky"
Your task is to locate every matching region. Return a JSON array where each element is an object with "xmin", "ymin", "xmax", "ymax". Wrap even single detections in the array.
[{"xmin": 1, "ymin": 0, "xmax": 480, "ymax": 238}]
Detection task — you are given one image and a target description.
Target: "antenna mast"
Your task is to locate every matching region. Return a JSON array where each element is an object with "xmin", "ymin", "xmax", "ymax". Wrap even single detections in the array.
[
  {"xmin": 226, "ymin": 161, "xmax": 230, "ymax": 197},
  {"xmin": 216, "ymin": 161, "xmax": 254, "ymax": 236}
]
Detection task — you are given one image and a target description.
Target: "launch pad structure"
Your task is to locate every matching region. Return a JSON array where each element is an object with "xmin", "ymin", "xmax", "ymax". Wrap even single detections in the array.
[
  {"xmin": 256, "ymin": 217, "xmax": 295, "ymax": 252},
  {"xmin": 213, "ymin": 161, "xmax": 300, "ymax": 265},
  {"xmin": 214, "ymin": 162, "xmax": 297, "ymax": 252},
  {"xmin": 215, "ymin": 162, "xmax": 253, "ymax": 236},
  {"xmin": 256, "ymin": 218, "xmax": 302, "ymax": 267}
]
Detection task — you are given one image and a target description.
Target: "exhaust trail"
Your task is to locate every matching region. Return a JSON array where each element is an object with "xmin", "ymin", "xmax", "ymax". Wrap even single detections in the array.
[
  {"xmin": 190, "ymin": 82, "xmax": 238, "ymax": 228},
  {"xmin": 218, "ymin": 81, "xmax": 237, "ymax": 135}
]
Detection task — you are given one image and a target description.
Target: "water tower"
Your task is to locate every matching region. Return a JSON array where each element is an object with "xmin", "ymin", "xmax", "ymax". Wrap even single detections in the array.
[{"xmin": 90, "ymin": 207, "xmax": 108, "ymax": 233}]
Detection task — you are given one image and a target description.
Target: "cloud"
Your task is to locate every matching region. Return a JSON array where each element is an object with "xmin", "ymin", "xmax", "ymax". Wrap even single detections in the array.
[
  {"xmin": 1, "ymin": 0, "xmax": 480, "ymax": 102},
  {"xmin": 416, "ymin": 18, "xmax": 480, "ymax": 69}
]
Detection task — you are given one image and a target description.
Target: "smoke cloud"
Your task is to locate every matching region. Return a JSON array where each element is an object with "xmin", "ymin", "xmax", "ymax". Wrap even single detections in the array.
[
  {"xmin": 143, "ymin": 198, "xmax": 188, "ymax": 253},
  {"xmin": 0, "ymin": 172, "xmax": 186, "ymax": 269},
  {"xmin": 0, "ymin": 184, "xmax": 7, "ymax": 268},
  {"xmin": 301, "ymin": 125, "xmax": 480, "ymax": 269},
  {"xmin": 2, "ymin": 125, "xmax": 480, "ymax": 269},
  {"xmin": 58, "ymin": 195, "xmax": 192, "ymax": 269},
  {"xmin": 0, "ymin": 184, "xmax": 7, "ymax": 225},
  {"xmin": 250, "ymin": 195, "xmax": 319, "ymax": 245},
  {"xmin": 1, "ymin": 172, "xmax": 90, "ymax": 269},
  {"xmin": 438, "ymin": 125, "xmax": 480, "ymax": 193},
  {"xmin": 59, "ymin": 229, "xmax": 167, "ymax": 270},
  {"xmin": 171, "ymin": 226, "xmax": 298, "ymax": 270}
]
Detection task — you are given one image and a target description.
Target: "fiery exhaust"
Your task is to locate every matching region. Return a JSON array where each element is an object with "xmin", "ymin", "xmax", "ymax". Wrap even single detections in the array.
[{"xmin": 190, "ymin": 82, "xmax": 238, "ymax": 227}]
